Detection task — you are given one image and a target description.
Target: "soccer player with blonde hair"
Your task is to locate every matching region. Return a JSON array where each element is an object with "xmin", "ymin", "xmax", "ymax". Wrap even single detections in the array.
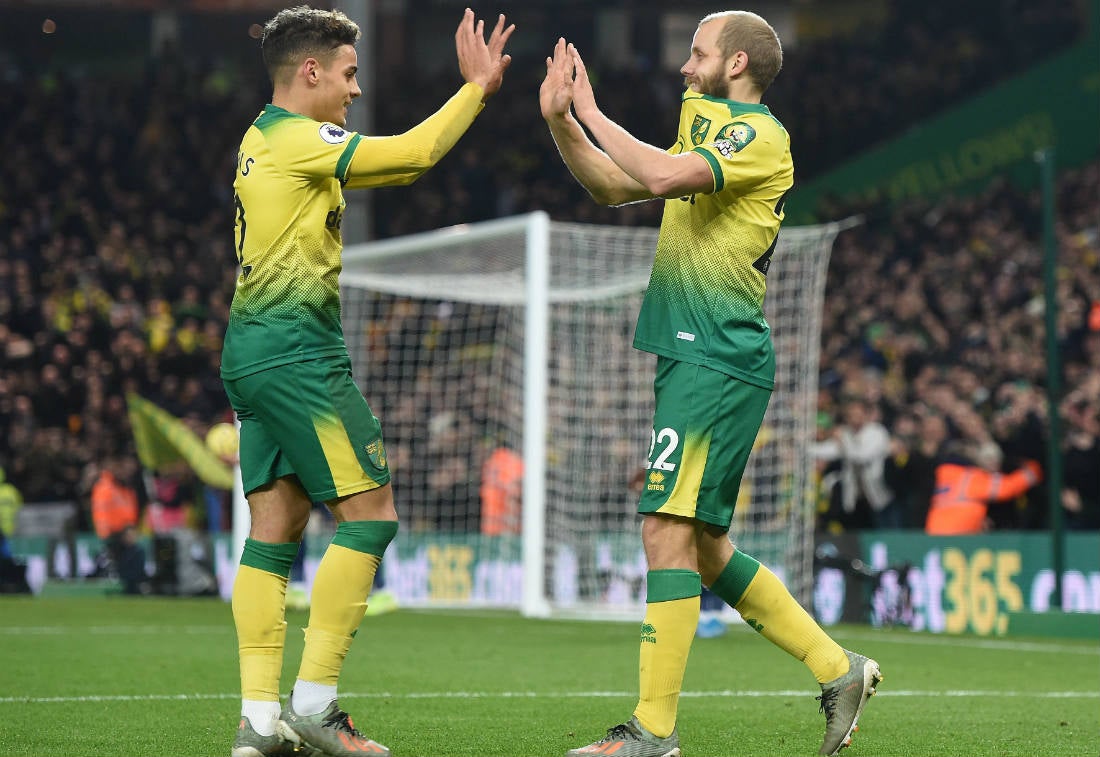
[
  {"xmin": 223, "ymin": 6, "xmax": 514, "ymax": 756},
  {"xmin": 541, "ymin": 10, "xmax": 881, "ymax": 757}
]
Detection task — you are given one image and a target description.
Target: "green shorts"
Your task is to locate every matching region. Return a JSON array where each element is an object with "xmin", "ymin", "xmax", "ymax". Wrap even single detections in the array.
[
  {"xmin": 222, "ymin": 355, "xmax": 390, "ymax": 502},
  {"xmin": 638, "ymin": 356, "xmax": 771, "ymax": 529}
]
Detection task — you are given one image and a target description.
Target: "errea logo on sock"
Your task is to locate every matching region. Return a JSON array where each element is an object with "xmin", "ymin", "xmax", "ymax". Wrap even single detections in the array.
[{"xmin": 640, "ymin": 623, "xmax": 657, "ymax": 644}]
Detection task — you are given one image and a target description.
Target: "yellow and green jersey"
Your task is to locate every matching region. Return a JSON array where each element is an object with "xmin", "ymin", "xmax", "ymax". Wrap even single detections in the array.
[
  {"xmin": 633, "ymin": 90, "xmax": 794, "ymax": 390},
  {"xmin": 221, "ymin": 106, "xmax": 362, "ymax": 380}
]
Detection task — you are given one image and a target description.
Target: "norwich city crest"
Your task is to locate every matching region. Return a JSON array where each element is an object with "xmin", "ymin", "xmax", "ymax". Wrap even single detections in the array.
[
  {"xmin": 365, "ymin": 440, "xmax": 387, "ymax": 470},
  {"xmin": 690, "ymin": 114, "xmax": 712, "ymax": 146}
]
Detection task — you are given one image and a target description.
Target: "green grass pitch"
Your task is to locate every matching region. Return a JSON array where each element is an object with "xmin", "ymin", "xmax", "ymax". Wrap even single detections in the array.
[{"xmin": 1, "ymin": 596, "xmax": 1096, "ymax": 756}]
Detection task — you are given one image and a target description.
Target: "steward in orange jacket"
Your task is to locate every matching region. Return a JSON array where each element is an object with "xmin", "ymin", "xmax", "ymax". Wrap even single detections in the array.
[
  {"xmin": 91, "ymin": 463, "xmax": 140, "ymax": 540},
  {"xmin": 88, "ymin": 458, "xmax": 150, "ymax": 594},
  {"xmin": 925, "ymin": 442, "xmax": 1042, "ymax": 535},
  {"xmin": 480, "ymin": 446, "xmax": 523, "ymax": 536}
]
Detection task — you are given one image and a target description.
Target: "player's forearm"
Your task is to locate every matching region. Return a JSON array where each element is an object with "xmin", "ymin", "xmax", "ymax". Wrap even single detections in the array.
[
  {"xmin": 546, "ymin": 113, "xmax": 649, "ymax": 206},
  {"xmin": 576, "ymin": 108, "xmax": 691, "ymax": 198},
  {"xmin": 344, "ymin": 82, "xmax": 484, "ymax": 188}
]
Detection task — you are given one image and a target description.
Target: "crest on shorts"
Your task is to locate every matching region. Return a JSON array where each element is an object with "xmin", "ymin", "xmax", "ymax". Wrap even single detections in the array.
[
  {"xmin": 365, "ymin": 440, "xmax": 387, "ymax": 469},
  {"xmin": 690, "ymin": 114, "xmax": 712, "ymax": 146}
]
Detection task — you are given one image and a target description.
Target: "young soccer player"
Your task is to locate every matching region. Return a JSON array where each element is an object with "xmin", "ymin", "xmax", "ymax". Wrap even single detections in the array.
[
  {"xmin": 222, "ymin": 7, "xmax": 514, "ymax": 757},
  {"xmin": 541, "ymin": 11, "xmax": 881, "ymax": 757}
]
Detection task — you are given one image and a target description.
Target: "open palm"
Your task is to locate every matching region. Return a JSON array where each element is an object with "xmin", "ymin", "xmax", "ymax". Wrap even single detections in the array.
[{"xmin": 539, "ymin": 37, "xmax": 575, "ymax": 120}]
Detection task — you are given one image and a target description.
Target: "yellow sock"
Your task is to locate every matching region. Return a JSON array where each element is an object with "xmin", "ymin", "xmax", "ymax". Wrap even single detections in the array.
[
  {"xmin": 633, "ymin": 569, "xmax": 700, "ymax": 739},
  {"xmin": 297, "ymin": 521, "xmax": 397, "ymax": 685},
  {"xmin": 298, "ymin": 545, "xmax": 380, "ymax": 683},
  {"xmin": 715, "ymin": 552, "xmax": 846, "ymax": 683},
  {"xmin": 234, "ymin": 539, "xmax": 300, "ymax": 701}
]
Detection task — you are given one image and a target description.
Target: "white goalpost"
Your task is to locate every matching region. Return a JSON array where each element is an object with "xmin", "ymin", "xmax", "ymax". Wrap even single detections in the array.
[{"xmin": 325, "ymin": 211, "xmax": 847, "ymax": 619}]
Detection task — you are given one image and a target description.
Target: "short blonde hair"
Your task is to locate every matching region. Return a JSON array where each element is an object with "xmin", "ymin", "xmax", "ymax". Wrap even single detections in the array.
[{"xmin": 700, "ymin": 11, "xmax": 783, "ymax": 93}]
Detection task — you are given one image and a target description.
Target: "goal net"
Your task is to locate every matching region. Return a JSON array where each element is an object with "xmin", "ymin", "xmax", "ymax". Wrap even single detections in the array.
[{"xmin": 338, "ymin": 212, "xmax": 846, "ymax": 618}]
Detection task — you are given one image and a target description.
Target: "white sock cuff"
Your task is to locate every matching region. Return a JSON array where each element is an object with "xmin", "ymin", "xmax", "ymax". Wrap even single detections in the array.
[
  {"xmin": 241, "ymin": 699, "xmax": 281, "ymax": 736},
  {"xmin": 292, "ymin": 679, "xmax": 338, "ymax": 716}
]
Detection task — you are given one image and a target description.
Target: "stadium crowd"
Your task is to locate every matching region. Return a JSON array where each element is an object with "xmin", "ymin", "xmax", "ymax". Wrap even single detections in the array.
[
  {"xmin": 813, "ymin": 163, "xmax": 1100, "ymax": 532},
  {"xmin": 0, "ymin": 0, "xmax": 1095, "ymax": 550}
]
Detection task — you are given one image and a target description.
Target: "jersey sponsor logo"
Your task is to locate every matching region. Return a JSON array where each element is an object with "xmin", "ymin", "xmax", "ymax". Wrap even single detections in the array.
[
  {"xmin": 690, "ymin": 114, "xmax": 712, "ymax": 146},
  {"xmin": 713, "ymin": 122, "xmax": 756, "ymax": 156},
  {"xmin": 319, "ymin": 123, "xmax": 351, "ymax": 144}
]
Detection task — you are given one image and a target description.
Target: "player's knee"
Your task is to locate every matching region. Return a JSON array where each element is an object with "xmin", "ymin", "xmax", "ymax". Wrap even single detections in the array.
[
  {"xmin": 332, "ymin": 519, "xmax": 399, "ymax": 558},
  {"xmin": 328, "ymin": 483, "xmax": 397, "ymax": 522}
]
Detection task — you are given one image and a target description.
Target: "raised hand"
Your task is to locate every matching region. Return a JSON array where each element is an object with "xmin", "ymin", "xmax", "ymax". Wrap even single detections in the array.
[
  {"xmin": 567, "ymin": 44, "xmax": 598, "ymax": 121},
  {"xmin": 539, "ymin": 37, "xmax": 575, "ymax": 121},
  {"xmin": 455, "ymin": 9, "xmax": 515, "ymax": 99}
]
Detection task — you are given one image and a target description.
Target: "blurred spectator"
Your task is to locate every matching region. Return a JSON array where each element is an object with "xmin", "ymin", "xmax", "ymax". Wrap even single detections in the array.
[
  {"xmin": 1061, "ymin": 388, "xmax": 1100, "ymax": 530},
  {"xmin": 987, "ymin": 380, "xmax": 1050, "ymax": 529},
  {"xmin": 15, "ymin": 428, "xmax": 84, "ymax": 504},
  {"xmin": 925, "ymin": 440, "xmax": 1043, "ymax": 535},
  {"xmin": 0, "ymin": 527, "xmax": 31, "ymax": 593},
  {"xmin": 885, "ymin": 410, "xmax": 949, "ymax": 528},
  {"xmin": 90, "ymin": 456, "xmax": 140, "ymax": 541},
  {"xmin": 201, "ymin": 417, "xmax": 238, "ymax": 534},
  {"xmin": 145, "ymin": 463, "xmax": 194, "ymax": 535},
  {"xmin": 480, "ymin": 444, "xmax": 523, "ymax": 536},
  {"xmin": 813, "ymin": 397, "xmax": 897, "ymax": 530},
  {"xmin": 0, "ymin": 467, "xmax": 23, "ymax": 542},
  {"xmin": 89, "ymin": 455, "xmax": 149, "ymax": 593}
]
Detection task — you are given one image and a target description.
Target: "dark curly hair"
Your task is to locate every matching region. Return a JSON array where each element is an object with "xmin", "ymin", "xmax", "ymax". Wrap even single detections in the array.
[{"xmin": 261, "ymin": 5, "xmax": 361, "ymax": 84}]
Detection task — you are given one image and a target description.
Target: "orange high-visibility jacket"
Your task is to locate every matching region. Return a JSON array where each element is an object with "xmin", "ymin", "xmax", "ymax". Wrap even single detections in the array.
[
  {"xmin": 91, "ymin": 471, "xmax": 139, "ymax": 539},
  {"xmin": 480, "ymin": 447, "xmax": 523, "ymax": 536},
  {"xmin": 925, "ymin": 461, "xmax": 1042, "ymax": 535}
]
